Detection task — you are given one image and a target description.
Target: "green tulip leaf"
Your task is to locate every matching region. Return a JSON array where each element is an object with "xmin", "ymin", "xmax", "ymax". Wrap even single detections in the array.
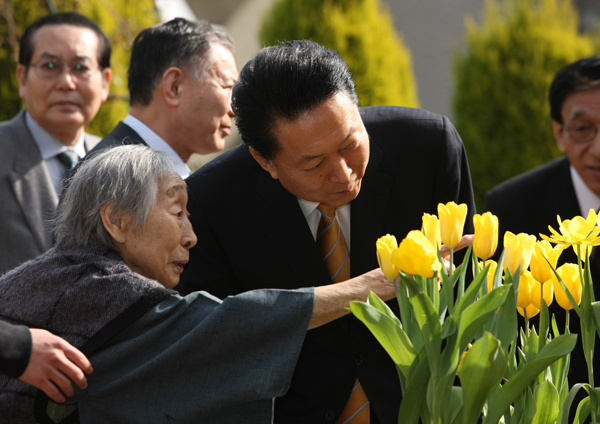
[
  {"xmin": 457, "ymin": 332, "xmax": 506, "ymax": 424},
  {"xmin": 531, "ymin": 381, "xmax": 559, "ymax": 424},
  {"xmin": 491, "ymin": 283, "xmax": 517, "ymax": 355},
  {"xmin": 591, "ymin": 301, "xmax": 600, "ymax": 339},
  {"xmin": 455, "ymin": 262, "xmax": 487, "ymax": 316},
  {"xmin": 483, "ymin": 333, "xmax": 577, "ymax": 424},
  {"xmin": 366, "ymin": 291, "xmax": 399, "ymax": 322},
  {"xmin": 403, "ymin": 274, "xmax": 442, "ymax": 376},
  {"xmin": 398, "ymin": 353, "xmax": 431, "ymax": 424},
  {"xmin": 458, "ymin": 285, "xmax": 511, "ymax": 351},
  {"xmin": 348, "ymin": 301, "xmax": 416, "ymax": 377}
]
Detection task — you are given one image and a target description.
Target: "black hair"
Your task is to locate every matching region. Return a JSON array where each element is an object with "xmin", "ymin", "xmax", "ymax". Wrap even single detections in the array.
[
  {"xmin": 19, "ymin": 12, "xmax": 111, "ymax": 70},
  {"xmin": 128, "ymin": 18, "xmax": 233, "ymax": 106},
  {"xmin": 232, "ymin": 40, "xmax": 358, "ymax": 160},
  {"xmin": 549, "ymin": 55, "xmax": 600, "ymax": 124}
]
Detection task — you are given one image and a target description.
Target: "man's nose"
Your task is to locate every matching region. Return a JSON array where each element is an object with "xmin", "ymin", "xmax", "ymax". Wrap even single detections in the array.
[
  {"xmin": 329, "ymin": 157, "xmax": 352, "ymax": 183},
  {"xmin": 55, "ymin": 66, "xmax": 77, "ymax": 90}
]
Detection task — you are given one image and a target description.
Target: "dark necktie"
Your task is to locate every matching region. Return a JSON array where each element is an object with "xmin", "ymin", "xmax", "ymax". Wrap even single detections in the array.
[
  {"xmin": 316, "ymin": 205, "xmax": 369, "ymax": 424},
  {"xmin": 56, "ymin": 150, "xmax": 80, "ymax": 180}
]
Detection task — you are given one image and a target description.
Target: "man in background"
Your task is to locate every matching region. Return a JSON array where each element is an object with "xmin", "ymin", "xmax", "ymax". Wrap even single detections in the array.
[
  {"xmin": 177, "ymin": 40, "xmax": 476, "ymax": 423},
  {"xmin": 86, "ymin": 18, "xmax": 237, "ymax": 178},
  {"xmin": 485, "ymin": 55, "xmax": 600, "ymax": 389},
  {"xmin": 0, "ymin": 12, "xmax": 111, "ymax": 275}
]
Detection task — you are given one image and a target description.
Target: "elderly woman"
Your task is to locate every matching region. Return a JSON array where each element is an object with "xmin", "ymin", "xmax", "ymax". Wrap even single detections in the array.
[{"xmin": 0, "ymin": 145, "xmax": 395, "ymax": 424}]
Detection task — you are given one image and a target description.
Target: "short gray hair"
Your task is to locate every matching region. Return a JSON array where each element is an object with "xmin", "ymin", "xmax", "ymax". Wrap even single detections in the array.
[{"xmin": 54, "ymin": 145, "xmax": 177, "ymax": 246}]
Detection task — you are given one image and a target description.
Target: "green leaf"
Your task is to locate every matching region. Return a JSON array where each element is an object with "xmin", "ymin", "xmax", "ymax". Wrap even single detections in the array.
[
  {"xmin": 491, "ymin": 283, "xmax": 518, "ymax": 356},
  {"xmin": 403, "ymin": 274, "xmax": 442, "ymax": 377},
  {"xmin": 348, "ymin": 301, "xmax": 416, "ymax": 377},
  {"xmin": 531, "ymin": 381, "xmax": 559, "ymax": 424},
  {"xmin": 455, "ymin": 262, "xmax": 487, "ymax": 316},
  {"xmin": 591, "ymin": 301, "xmax": 600, "ymax": 340},
  {"xmin": 483, "ymin": 334, "xmax": 577, "ymax": 424},
  {"xmin": 457, "ymin": 332, "xmax": 507, "ymax": 424},
  {"xmin": 398, "ymin": 353, "xmax": 431, "ymax": 424}
]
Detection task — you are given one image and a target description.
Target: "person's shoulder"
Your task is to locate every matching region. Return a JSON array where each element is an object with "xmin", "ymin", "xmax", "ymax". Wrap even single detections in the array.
[
  {"xmin": 486, "ymin": 156, "xmax": 568, "ymax": 202},
  {"xmin": 0, "ymin": 110, "xmax": 27, "ymax": 137},
  {"xmin": 186, "ymin": 144, "xmax": 255, "ymax": 185}
]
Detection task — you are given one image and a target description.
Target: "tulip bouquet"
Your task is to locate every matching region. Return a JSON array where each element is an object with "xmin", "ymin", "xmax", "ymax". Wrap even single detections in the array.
[{"xmin": 348, "ymin": 202, "xmax": 584, "ymax": 424}]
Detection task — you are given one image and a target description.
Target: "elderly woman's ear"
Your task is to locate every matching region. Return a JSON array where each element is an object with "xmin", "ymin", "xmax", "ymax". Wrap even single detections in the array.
[{"xmin": 100, "ymin": 204, "xmax": 132, "ymax": 244}]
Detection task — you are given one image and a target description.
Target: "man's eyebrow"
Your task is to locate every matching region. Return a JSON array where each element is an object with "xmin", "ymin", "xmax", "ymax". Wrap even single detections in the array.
[
  {"xmin": 36, "ymin": 53, "xmax": 93, "ymax": 62},
  {"xmin": 298, "ymin": 127, "xmax": 357, "ymax": 164}
]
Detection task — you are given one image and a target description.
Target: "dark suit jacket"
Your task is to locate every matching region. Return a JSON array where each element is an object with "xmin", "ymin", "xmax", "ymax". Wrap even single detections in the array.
[
  {"xmin": 177, "ymin": 106, "xmax": 476, "ymax": 423},
  {"xmin": 0, "ymin": 110, "xmax": 99, "ymax": 275},
  {"xmin": 83, "ymin": 121, "xmax": 147, "ymax": 162},
  {"xmin": 485, "ymin": 156, "xmax": 598, "ymax": 388}
]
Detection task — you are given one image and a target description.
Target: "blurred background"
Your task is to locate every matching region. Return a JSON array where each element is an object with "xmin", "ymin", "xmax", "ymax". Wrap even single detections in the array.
[{"xmin": 1, "ymin": 0, "xmax": 599, "ymax": 209}]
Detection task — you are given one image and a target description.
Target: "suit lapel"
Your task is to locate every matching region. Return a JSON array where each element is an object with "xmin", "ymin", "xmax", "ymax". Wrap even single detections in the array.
[
  {"xmin": 9, "ymin": 112, "xmax": 57, "ymax": 251},
  {"xmin": 350, "ymin": 138, "xmax": 394, "ymax": 276},
  {"xmin": 253, "ymin": 170, "xmax": 332, "ymax": 288}
]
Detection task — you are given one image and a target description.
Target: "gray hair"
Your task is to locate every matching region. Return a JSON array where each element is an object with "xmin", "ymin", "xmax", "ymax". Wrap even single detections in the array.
[{"xmin": 54, "ymin": 145, "xmax": 177, "ymax": 246}]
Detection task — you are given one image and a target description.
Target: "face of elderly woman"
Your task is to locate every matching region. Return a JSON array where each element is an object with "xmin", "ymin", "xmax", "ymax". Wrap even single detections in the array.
[{"xmin": 111, "ymin": 174, "xmax": 197, "ymax": 288}]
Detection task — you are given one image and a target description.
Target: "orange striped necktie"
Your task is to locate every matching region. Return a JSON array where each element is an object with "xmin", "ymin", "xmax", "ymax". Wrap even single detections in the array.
[
  {"xmin": 316, "ymin": 204, "xmax": 350, "ymax": 283},
  {"xmin": 316, "ymin": 205, "xmax": 370, "ymax": 423}
]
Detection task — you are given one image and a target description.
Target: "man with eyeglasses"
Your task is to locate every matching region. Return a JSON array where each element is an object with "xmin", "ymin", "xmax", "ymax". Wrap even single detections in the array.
[
  {"xmin": 0, "ymin": 12, "xmax": 112, "ymax": 276},
  {"xmin": 485, "ymin": 55, "xmax": 600, "ymax": 389}
]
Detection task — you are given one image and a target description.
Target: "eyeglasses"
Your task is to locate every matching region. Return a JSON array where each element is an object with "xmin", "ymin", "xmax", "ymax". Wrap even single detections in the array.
[
  {"xmin": 565, "ymin": 122, "xmax": 600, "ymax": 143},
  {"xmin": 28, "ymin": 60, "xmax": 102, "ymax": 81}
]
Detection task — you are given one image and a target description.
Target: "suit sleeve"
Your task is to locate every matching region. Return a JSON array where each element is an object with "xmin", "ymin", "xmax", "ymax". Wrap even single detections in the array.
[{"xmin": 0, "ymin": 321, "xmax": 31, "ymax": 378}]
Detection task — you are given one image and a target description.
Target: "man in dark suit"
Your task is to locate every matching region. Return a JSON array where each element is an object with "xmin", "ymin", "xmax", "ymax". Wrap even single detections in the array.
[
  {"xmin": 0, "ymin": 13, "xmax": 111, "ymax": 275},
  {"xmin": 485, "ymin": 55, "xmax": 600, "ymax": 389},
  {"xmin": 177, "ymin": 40, "xmax": 476, "ymax": 423},
  {"xmin": 86, "ymin": 18, "xmax": 238, "ymax": 178}
]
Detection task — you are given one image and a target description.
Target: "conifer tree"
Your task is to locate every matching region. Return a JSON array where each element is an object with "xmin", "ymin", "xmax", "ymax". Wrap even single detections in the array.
[
  {"xmin": 0, "ymin": 0, "xmax": 158, "ymax": 136},
  {"xmin": 260, "ymin": 0, "xmax": 419, "ymax": 108},
  {"xmin": 453, "ymin": 0, "xmax": 594, "ymax": 209}
]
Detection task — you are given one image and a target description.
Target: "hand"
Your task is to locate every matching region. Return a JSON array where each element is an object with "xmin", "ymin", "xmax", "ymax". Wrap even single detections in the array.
[
  {"xmin": 19, "ymin": 329, "xmax": 93, "ymax": 403},
  {"xmin": 351, "ymin": 268, "xmax": 396, "ymax": 301}
]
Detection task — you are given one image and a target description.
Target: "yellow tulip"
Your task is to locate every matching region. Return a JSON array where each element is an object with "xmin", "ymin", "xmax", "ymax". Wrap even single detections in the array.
[
  {"xmin": 541, "ymin": 210, "xmax": 600, "ymax": 248},
  {"xmin": 517, "ymin": 271, "xmax": 540, "ymax": 318},
  {"xmin": 392, "ymin": 230, "xmax": 441, "ymax": 278},
  {"xmin": 552, "ymin": 263, "xmax": 582, "ymax": 310},
  {"xmin": 438, "ymin": 202, "xmax": 468, "ymax": 248},
  {"xmin": 422, "ymin": 213, "xmax": 441, "ymax": 249},
  {"xmin": 503, "ymin": 231, "xmax": 536, "ymax": 275},
  {"xmin": 473, "ymin": 212, "xmax": 499, "ymax": 260},
  {"xmin": 529, "ymin": 240, "xmax": 562, "ymax": 283},
  {"xmin": 479, "ymin": 260, "xmax": 498, "ymax": 292},
  {"xmin": 376, "ymin": 234, "xmax": 399, "ymax": 281}
]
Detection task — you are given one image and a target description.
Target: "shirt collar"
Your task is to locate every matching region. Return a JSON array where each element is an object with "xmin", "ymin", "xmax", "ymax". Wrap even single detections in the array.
[
  {"xmin": 123, "ymin": 114, "xmax": 190, "ymax": 178},
  {"xmin": 25, "ymin": 111, "xmax": 86, "ymax": 159},
  {"xmin": 570, "ymin": 164, "xmax": 600, "ymax": 217}
]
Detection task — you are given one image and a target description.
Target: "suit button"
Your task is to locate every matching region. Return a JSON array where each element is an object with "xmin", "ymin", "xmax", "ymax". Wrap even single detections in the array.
[
  {"xmin": 325, "ymin": 410, "xmax": 336, "ymax": 421},
  {"xmin": 354, "ymin": 354, "xmax": 363, "ymax": 366}
]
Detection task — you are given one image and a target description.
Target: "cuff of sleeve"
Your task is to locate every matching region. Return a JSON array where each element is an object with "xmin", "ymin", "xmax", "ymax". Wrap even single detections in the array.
[{"xmin": 0, "ymin": 322, "xmax": 32, "ymax": 378}]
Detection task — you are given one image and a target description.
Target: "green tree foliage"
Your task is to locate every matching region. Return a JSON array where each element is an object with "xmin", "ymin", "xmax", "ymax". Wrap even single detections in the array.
[
  {"xmin": 260, "ymin": 0, "xmax": 419, "ymax": 108},
  {"xmin": 0, "ymin": 0, "xmax": 159, "ymax": 136},
  {"xmin": 453, "ymin": 0, "xmax": 595, "ymax": 210}
]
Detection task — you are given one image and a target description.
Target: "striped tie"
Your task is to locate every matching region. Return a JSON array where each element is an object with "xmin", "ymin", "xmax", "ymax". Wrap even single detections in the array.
[
  {"xmin": 316, "ymin": 205, "xmax": 370, "ymax": 424},
  {"xmin": 316, "ymin": 204, "xmax": 350, "ymax": 283}
]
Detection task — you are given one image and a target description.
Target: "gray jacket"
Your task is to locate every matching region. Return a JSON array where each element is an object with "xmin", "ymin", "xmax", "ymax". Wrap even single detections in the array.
[{"xmin": 0, "ymin": 110, "xmax": 99, "ymax": 275}]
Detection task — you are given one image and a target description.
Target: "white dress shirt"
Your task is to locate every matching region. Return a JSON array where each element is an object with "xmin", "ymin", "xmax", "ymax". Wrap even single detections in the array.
[
  {"xmin": 123, "ymin": 114, "xmax": 191, "ymax": 179},
  {"xmin": 571, "ymin": 165, "xmax": 600, "ymax": 217},
  {"xmin": 26, "ymin": 111, "xmax": 86, "ymax": 195},
  {"xmin": 297, "ymin": 198, "xmax": 351, "ymax": 251}
]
